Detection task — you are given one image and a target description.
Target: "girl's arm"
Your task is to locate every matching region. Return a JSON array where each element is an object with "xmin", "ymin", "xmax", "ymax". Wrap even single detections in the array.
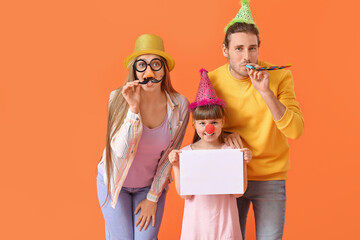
[
  {"xmin": 232, "ymin": 162, "xmax": 248, "ymax": 198},
  {"xmin": 233, "ymin": 149, "xmax": 250, "ymax": 198},
  {"xmin": 169, "ymin": 150, "xmax": 193, "ymax": 200}
]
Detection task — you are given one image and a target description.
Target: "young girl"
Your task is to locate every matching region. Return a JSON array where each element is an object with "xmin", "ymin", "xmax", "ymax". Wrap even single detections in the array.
[{"xmin": 169, "ymin": 69, "xmax": 252, "ymax": 240}]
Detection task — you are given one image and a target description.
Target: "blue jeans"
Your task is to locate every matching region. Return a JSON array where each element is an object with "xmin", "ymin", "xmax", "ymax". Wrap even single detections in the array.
[
  {"xmin": 237, "ymin": 180, "xmax": 286, "ymax": 240},
  {"xmin": 97, "ymin": 173, "xmax": 167, "ymax": 240}
]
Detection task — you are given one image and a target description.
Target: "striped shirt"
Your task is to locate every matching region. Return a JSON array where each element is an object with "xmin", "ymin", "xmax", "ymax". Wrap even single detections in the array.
[{"xmin": 98, "ymin": 91, "xmax": 189, "ymax": 208}]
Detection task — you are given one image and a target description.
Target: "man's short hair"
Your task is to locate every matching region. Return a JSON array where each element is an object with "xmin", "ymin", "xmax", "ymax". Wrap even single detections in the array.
[{"xmin": 223, "ymin": 22, "xmax": 260, "ymax": 48}]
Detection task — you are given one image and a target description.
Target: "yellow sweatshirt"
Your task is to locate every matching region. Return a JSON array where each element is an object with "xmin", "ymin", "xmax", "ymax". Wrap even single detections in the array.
[{"xmin": 209, "ymin": 61, "xmax": 304, "ymax": 180}]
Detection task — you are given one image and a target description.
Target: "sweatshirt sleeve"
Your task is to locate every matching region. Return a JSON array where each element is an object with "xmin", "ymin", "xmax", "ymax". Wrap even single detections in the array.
[{"xmin": 274, "ymin": 70, "xmax": 304, "ymax": 139}]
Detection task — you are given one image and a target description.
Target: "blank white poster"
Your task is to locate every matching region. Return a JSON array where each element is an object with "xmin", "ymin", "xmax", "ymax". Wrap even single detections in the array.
[{"xmin": 179, "ymin": 149, "xmax": 244, "ymax": 195}]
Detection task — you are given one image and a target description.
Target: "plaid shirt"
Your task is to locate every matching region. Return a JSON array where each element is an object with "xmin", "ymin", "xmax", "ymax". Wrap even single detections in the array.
[{"xmin": 99, "ymin": 91, "xmax": 189, "ymax": 208}]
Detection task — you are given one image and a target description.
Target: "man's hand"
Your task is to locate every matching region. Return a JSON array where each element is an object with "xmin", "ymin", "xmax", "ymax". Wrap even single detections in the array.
[
  {"xmin": 134, "ymin": 199, "xmax": 157, "ymax": 231},
  {"xmin": 246, "ymin": 64, "xmax": 286, "ymax": 120},
  {"xmin": 224, "ymin": 132, "xmax": 243, "ymax": 149},
  {"xmin": 247, "ymin": 64, "xmax": 271, "ymax": 96}
]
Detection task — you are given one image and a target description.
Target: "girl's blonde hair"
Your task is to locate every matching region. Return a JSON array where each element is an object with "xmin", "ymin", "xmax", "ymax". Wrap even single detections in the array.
[
  {"xmin": 103, "ymin": 56, "xmax": 177, "ymax": 205},
  {"xmin": 191, "ymin": 105, "xmax": 225, "ymax": 143}
]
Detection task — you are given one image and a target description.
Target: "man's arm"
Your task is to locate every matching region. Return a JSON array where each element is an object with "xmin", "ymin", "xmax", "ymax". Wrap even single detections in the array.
[
  {"xmin": 247, "ymin": 66, "xmax": 304, "ymax": 139},
  {"xmin": 259, "ymin": 91, "xmax": 286, "ymax": 121}
]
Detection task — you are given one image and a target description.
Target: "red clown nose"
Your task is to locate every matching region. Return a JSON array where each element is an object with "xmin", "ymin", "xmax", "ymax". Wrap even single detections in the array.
[{"xmin": 205, "ymin": 124, "xmax": 215, "ymax": 134}]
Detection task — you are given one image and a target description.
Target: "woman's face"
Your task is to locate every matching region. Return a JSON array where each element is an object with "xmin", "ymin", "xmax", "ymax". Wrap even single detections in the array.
[{"xmin": 134, "ymin": 54, "xmax": 166, "ymax": 91}]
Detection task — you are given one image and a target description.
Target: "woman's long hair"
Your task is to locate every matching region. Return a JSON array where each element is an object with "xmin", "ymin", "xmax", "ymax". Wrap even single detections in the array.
[
  {"xmin": 192, "ymin": 105, "xmax": 225, "ymax": 143},
  {"xmin": 103, "ymin": 57, "xmax": 177, "ymax": 205}
]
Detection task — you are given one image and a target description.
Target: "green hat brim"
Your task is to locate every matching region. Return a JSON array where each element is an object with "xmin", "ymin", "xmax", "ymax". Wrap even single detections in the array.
[{"xmin": 224, "ymin": 19, "xmax": 259, "ymax": 33}]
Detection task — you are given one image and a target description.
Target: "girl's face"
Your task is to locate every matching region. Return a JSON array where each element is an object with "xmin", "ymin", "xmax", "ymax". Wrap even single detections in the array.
[{"xmin": 194, "ymin": 118, "xmax": 225, "ymax": 143}]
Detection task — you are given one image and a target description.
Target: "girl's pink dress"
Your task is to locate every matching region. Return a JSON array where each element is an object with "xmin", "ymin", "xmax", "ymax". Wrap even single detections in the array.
[{"xmin": 180, "ymin": 144, "xmax": 243, "ymax": 240}]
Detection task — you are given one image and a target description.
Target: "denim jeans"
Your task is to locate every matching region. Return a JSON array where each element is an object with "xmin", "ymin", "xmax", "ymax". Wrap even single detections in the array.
[
  {"xmin": 97, "ymin": 173, "xmax": 167, "ymax": 240},
  {"xmin": 237, "ymin": 180, "xmax": 286, "ymax": 240}
]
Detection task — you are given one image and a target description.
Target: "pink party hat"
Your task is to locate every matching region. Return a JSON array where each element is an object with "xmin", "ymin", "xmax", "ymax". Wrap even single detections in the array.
[{"xmin": 189, "ymin": 68, "xmax": 225, "ymax": 111}]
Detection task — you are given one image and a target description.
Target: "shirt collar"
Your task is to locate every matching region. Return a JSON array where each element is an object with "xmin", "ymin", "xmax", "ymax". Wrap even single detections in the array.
[{"xmin": 165, "ymin": 91, "xmax": 178, "ymax": 110}]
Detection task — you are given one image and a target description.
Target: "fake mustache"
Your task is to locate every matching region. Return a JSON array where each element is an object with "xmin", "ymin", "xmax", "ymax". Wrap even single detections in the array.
[{"xmin": 139, "ymin": 76, "xmax": 165, "ymax": 85}]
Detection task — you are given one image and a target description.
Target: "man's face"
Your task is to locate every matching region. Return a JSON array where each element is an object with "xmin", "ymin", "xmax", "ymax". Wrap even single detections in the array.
[{"xmin": 222, "ymin": 32, "xmax": 259, "ymax": 80}]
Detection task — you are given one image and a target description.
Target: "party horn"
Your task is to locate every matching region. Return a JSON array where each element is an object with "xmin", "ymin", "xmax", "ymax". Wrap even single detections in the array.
[{"xmin": 245, "ymin": 64, "xmax": 292, "ymax": 71}]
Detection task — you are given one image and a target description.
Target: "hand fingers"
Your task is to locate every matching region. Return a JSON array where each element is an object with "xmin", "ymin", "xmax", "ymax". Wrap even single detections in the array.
[
  {"xmin": 169, "ymin": 150, "xmax": 182, "ymax": 163},
  {"xmin": 228, "ymin": 138, "xmax": 236, "ymax": 149},
  {"xmin": 225, "ymin": 133, "xmax": 243, "ymax": 148},
  {"xmin": 233, "ymin": 133, "xmax": 243, "ymax": 148},
  {"xmin": 170, "ymin": 149, "xmax": 181, "ymax": 154},
  {"xmin": 122, "ymin": 85, "xmax": 134, "ymax": 96},
  {"xmin": 142, "ymin": 216, "xmax": 151, "ymax": 231},
  {"xmin": 225, "ymin": 135, "xmax": 236, "ymax": 149},
  {"xmin": 124, "ymin": 81, "xmax": 139, "ymax": 89},
  {"xmin": 240, "ymin": 148, "xmax": 252, "ymax": 163},
  {"xmin": 134, "ymin": 204, "xmax": 141, "ymax": 215},
  {"xmin": 122, "ymin": 82, "xmax": 140, "ymax": 93},
  {"xmin": 138, "ymin": 217, "xmax": 146, "ymax": 231},
  {"xmin": 135, "ymin": 214, "xmax": 143, "ymax": 227},
  {"xmin": 239, "ymin": 148, "xmax": 249, "ymax": 152},
  {"xmin": 224, "ymin": 137, "xmax": 230, "ymax": 146},
  {"xmin": 152, "ymin": 213, "xmax": 156, "ymax": 227},
  {"xmin": 228, "ymin": 134, "xmax": 242, "ymax": 149}
]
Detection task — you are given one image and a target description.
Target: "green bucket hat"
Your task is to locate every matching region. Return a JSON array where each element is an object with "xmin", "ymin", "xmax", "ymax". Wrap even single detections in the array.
[{"xmin": 224, "ymin": 0, "xmax": 258, "ymax": 33}]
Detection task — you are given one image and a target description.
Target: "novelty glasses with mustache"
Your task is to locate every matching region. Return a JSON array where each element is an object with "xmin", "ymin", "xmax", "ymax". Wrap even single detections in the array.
[{"xmin": 133, "ymin": 58, "xmax": 166, "ymax": 84}]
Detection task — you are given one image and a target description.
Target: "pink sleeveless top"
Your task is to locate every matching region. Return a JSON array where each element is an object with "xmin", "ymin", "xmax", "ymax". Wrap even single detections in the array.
[{"xmin": 122, "ymin": 114, "xmax": 170, "ymax": 188}]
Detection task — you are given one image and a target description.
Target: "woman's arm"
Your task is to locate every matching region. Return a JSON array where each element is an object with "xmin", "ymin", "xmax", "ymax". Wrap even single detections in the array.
[
  {"xmin": 146, "ymin": 95, "xmax": 190, "ymax": 202},
  {"xmin": 106, "ymin": 90, "xmax": 143, "ymax": 208}
]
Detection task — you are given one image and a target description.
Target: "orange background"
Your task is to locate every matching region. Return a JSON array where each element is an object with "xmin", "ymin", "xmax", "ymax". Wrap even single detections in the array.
[{"xmin": 1, "ymin": 0, "xmax": 359, "ymax": 239}]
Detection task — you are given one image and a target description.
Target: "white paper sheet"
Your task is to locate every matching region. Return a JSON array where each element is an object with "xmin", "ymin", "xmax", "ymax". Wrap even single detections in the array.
[{"xmin": 179, "ymin": 149, "xmax": 244, "ymax": 195}]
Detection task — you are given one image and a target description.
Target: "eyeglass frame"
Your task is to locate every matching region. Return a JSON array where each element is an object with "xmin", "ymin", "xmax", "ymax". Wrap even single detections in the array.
[{"xmin": 133, "ymin": 58, "xmax": 165, "ymax": 73}]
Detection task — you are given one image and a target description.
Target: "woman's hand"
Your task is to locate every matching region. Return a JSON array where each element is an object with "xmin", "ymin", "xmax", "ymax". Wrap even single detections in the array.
[
  {"xmin": 121, "ymin": 80, "xmax": 141, "ymax": 113},
  {"xmin": 224, "ymin": 132, "xmax": 243, "ymax": 149},
  {"xmin": 134, "ymin": 199, "xmax": 157, "ymax": 231},
  {"xmin": 240, "ymin": 148, "xmax": 252, "ymax": 164},
  {"xmin": 169, "ymin": 150, "xmax": 181, "ymax": 167}
]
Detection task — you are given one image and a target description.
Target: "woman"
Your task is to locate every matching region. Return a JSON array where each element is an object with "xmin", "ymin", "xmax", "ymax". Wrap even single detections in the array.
[{"xmin": 97, "ymin": 34, "xmax": 189, "ymax": 239}]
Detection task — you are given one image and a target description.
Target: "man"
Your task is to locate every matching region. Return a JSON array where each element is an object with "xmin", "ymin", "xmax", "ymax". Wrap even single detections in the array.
[{"xmin": 208, "ymin": 1, "xmax": 304, "ymax": 239}]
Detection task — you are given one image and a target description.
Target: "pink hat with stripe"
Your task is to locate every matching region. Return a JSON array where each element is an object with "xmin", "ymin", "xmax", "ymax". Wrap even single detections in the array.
[{"xmin": 189, "ymin": 68, "xmax": 225, "ymax": 111}]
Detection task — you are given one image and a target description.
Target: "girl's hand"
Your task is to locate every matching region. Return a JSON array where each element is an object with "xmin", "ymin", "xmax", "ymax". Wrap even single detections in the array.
[
  {"xmin": 169, "ymin": 150, "xmax": 181, "ymax": 167},
  {"xmin": 181, "ymin": 195, "xmax": 194, "ymax": 200},
  {"xmin": 233, "ymin": 194, "xmax": 243, "ymax": 198},
  {"xmin": 224, "ymin": 132, "xmax": 244, "ymax": 149},
  {"xmin": 240, "ymin": 148, "xmax": 252, "ymax": 164},
  {"xmin": 121, "ymin": 80, "xmax": 141, "ymax": 113},
  {"xmin": 134, "ymin": 199, "xmax": 157, "ymax": 231}
]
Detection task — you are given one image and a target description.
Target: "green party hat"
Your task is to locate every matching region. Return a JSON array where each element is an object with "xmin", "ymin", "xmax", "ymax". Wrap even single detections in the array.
[{"xmin": 224, "ymin": 0, "xmax": 258, "ymax": 32}]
